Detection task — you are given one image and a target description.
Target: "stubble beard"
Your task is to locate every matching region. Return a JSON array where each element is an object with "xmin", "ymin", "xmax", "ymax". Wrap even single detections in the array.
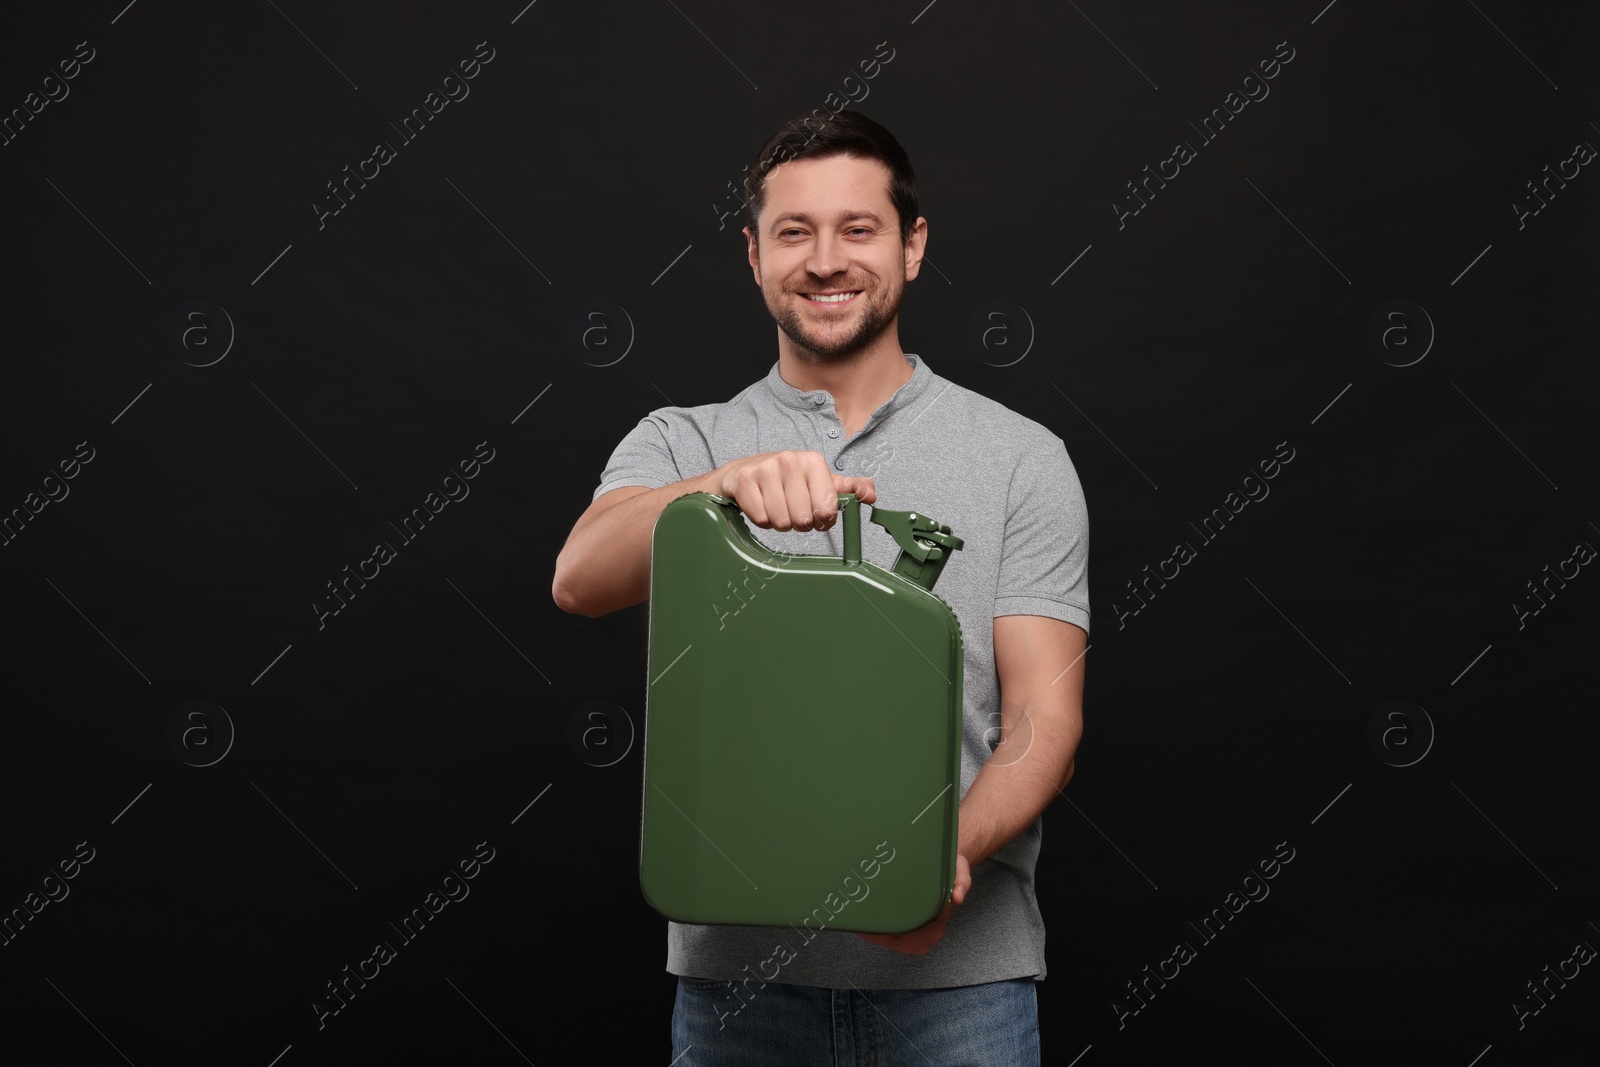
[{"xmin": 768, "ymin": 275, "xmax": 903, "ymax": 365}]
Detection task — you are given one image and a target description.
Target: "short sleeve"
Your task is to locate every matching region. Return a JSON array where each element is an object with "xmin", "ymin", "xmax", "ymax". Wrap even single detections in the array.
[
  {"xmin": 992, "ymin": 436, "xmax": 1090, "ymax": 635},
  {"xmin": 592, "ymin": 413, "xmax": 683, "ymax": 502}
]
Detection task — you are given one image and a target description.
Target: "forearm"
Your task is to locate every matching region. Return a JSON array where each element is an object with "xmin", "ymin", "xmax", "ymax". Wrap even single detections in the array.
[
  {"xmin": 553, "ymin": 469, "xmax": 721, "ymax": 616},
  {"xmin": 957, "ymin": 703, "xmax": 1080, "ymax": 869}
]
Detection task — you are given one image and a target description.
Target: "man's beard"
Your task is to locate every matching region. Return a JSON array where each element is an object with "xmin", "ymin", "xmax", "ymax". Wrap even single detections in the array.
[{"xmin": 768, "ymin": 277, "xmax": 902, "ymax": 363}]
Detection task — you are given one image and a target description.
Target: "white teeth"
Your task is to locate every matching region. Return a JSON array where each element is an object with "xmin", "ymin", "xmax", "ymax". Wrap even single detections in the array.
[{"xmin": 806, "ymin": 292, "xmax": 857, "ymax": 303}]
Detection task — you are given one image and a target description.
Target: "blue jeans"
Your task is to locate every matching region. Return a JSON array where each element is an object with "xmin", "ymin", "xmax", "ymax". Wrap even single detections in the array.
[{"xmin": 670, "ymin": 975, "xmax": 1040, "ymax": 1066}]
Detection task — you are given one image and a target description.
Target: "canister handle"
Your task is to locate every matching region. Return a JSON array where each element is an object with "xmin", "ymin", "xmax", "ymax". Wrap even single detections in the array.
[{"xmin": 837, "ymin": 492, "xmax": 861, "ymax": 565}]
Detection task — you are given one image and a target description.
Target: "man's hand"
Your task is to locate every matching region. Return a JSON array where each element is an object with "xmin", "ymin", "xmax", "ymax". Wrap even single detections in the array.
[
  {"xmin": 553, "ymin": 450, "xmax": 876, "ymax": 616},
  {"xmin": 710, "ymin": 450, "xmax": 876, "ymax": 532},
  {"xmin": 857, "ymin": 853, "xmax": 971, "ymax": 956}
]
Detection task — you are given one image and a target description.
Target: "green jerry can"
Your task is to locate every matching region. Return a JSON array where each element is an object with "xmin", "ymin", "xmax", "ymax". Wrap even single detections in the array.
[{"xmin": 640, "ymin": 490, "xmax": 966, "ymax": 934}]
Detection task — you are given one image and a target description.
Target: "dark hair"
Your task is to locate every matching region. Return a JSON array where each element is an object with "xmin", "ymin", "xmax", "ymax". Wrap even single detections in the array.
[{"xmin": 741, "ymin": 110, "xmax": 920, "ymax": 245}]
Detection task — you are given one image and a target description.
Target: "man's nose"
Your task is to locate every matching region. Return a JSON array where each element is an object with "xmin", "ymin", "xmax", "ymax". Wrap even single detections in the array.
[{"xmin": 806, "ymin": 231, "xmax": 846, "ymax": 280}]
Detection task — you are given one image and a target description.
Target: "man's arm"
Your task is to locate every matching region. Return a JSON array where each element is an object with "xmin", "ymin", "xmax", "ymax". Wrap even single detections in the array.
[
  {"xmin": 858, "ymin": 613, "xmax": 1085, "ymax": 955},
  {"xmin": 959, "ymin": 614, "xmax": 1087, "ymax": 867},
  {"xmin": 553, "ymin": 451, "xmax": 877, "ymax": 618},
  {"xmin": 552, "ymin": 473, "xmax": 721, "ymax": 618}
]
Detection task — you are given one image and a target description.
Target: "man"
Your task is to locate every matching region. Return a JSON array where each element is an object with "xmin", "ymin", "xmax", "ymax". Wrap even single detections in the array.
[{"xmin": 552, "ymin": 110, "xmax": 1089, "ymax": 1065}]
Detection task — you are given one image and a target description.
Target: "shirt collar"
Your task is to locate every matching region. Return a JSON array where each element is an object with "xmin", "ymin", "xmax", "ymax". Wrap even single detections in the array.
[{"xmin": 764, "ymin": 352, "xmax": 934, "ymax": 417}]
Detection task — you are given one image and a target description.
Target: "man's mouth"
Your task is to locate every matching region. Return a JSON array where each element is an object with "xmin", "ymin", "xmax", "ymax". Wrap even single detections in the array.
[{"xmin": 802, "ymin": 291, "xmax": 861, "ymax": 305}]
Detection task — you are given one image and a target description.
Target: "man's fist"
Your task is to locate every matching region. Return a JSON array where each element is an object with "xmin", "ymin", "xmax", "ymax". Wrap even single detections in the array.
[{"xmin": 709, "ymin": 450, "xmax": 876, "ymax": 532}]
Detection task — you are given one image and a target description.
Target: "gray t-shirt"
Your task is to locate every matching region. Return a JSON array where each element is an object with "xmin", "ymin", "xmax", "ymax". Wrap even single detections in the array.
[{"xmin": 592, "ymin": 352, "xmax": 1090, "ymax": 989}]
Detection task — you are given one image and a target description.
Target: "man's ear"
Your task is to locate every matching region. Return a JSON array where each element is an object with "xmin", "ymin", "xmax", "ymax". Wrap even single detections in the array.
[
  {"xmin": 743, "ymin": 225, "xmax": 761, "ymax": 286},
  {"xmin": 903, "ymin": 216, "xmax": 928, "ymax": 282}
]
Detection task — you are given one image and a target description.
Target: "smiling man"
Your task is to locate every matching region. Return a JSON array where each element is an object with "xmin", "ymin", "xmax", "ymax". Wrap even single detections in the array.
[{"xmin": 553, "ymin": 110, "xmax": 1090, "ymax": 1066}]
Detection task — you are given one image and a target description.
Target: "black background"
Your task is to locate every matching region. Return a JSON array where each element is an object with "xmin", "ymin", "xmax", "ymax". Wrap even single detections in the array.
[{"xmin": 2, "ymin": 1, "xmax": 1596, "ymax": 1064}]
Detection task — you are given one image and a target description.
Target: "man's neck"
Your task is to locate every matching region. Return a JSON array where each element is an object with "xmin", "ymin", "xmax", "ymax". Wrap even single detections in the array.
[{"xmin": 777, "ymin": 334, "xmax": 915, "ymax": 439}]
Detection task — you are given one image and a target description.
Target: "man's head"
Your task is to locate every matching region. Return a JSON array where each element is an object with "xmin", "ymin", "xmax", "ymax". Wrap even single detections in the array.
[
  {"xmin": 741, "ymin": 110, "xmax": 927, "ymax": 364},
  {"xmin": 742, "ymin": 110, "xmax": 920, "ymax": 244}
]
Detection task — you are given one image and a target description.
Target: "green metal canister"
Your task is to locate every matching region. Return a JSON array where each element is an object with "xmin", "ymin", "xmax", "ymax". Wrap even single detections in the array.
[{"xmin": 640, "ymin": 491, "xmax": 964, "ymax": 933}]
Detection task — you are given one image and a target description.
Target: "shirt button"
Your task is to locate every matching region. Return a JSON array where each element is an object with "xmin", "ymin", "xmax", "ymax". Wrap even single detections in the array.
[
  {"xmin": 835, "ymin": 458, "xmax": 844, "ymax": 470},
  {"xmin": 812, "ymin": 397, "xmax": 824, "ymax": 406},
  {"xmin": 827, "ymin": 429, "xmax": 839, "ymax": 438}
]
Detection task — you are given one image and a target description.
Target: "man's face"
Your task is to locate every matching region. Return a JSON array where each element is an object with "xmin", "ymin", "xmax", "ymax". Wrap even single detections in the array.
[{"xmin": 744, "ymin": 153, "xmax": 925, "ymax": 363}]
